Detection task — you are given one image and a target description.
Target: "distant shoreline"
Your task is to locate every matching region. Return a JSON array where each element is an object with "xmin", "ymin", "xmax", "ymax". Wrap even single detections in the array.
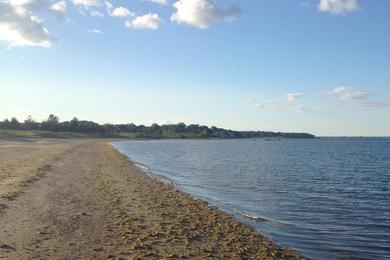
[
  {"xmin": 0, "ymin": 129, "xmax": 315, "ymax": 140},
  {"xmin": 0, "ymin": 115, "xmax": 315, "ymax": 139},
  {"xmin": 2, "ymin": 130, "xmax": 389, "ymax": 140}
]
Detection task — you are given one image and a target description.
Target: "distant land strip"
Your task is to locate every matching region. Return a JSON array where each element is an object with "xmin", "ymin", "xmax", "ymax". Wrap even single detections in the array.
[{"xmin": 0, "ymin": 114, "xmax": 315, "ymax": 139}]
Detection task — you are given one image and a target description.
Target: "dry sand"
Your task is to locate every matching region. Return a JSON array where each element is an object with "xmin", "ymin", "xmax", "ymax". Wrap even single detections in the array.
[{"xmin": 0, "ymin": 139, "xmax": 304, "ymax": 259}]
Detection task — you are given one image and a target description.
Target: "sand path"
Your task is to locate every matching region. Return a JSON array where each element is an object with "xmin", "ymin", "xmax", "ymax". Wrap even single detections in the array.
[{"xmin": 0, "ymin": 141, "xmax": 130, "ymax": 259}]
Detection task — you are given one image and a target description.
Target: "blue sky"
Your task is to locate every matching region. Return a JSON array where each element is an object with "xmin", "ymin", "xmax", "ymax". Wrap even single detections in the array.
[{"xmin": 1, "ymin": 0, "xmax": 389, "ymax": 136}]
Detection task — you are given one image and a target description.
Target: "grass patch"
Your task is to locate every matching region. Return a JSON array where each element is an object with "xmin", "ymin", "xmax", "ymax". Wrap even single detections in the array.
[
  {"xmin": 0, "ymin": 130, "xmax": 164, "ymax": 139},
  {"xmin": 0, "ymin": 130, "xmax": 101, "ymax": 139}
]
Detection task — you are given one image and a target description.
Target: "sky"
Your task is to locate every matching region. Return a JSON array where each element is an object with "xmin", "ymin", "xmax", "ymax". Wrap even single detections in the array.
[{"xmin": 0, "ymin": 0, "xmax": 389, "ymax": 136}]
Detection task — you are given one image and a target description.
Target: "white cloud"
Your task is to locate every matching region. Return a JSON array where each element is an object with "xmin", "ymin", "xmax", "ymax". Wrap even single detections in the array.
[
  {"xmin": 105, "ymin": 2, "xmax": 134, "ymax": 17},
  {"xmin": 49, "ymin": 0, "xmax": 66, "ymax": 19},
  {"xmin": 171, "ymin": 0, "xmax": 241, "ymax": 29},
  {"xmin": 50, "ymin": 0, "xmax": 66, "ymax": 13},
  {"xmin": 8, "ymin": 0, "xmax": 34, "ymax": 6},
  {"xmin": 90, "ymin": 10, "xmax": 104, "ymax": 17},
  {"xmin": 109, "ymin": 6, "xmax": 135, "ymax": 17},
  {"xmin": 255, "ymin": 100, "xmax": 309, "ymax": 113},
  {"xmin": 87, "ymin": 28, "xmax": 101, "ymax": 33},
  {"xmin": 126, "ymin": 13, "xmax": 163, "ymax": 30},
  {"xmin": 143, "ymin": 0, "xmax": 168, "ymax": 4},
  {"xmin": 8, "ymin": 0, "xmax": 47, "ymax": 10},
  {"xmin": 288, "ymin": 104, "xmax": 309, "ymax": 113},
  {"xmin": 331, "ymin": 86, "xmax": 390, "ymax": 108},
  {"xmin": 0, "ymin": 1, "xmax": 55, "ymax": 47},
  {"xmin": 8, "ymin": 0, "xmax": 67, "ymax": 17},
  {"xmin": 332, "ymin": 86, "xmax": 371, "ymax": 101},
  {"xmin": 287, "ymin": 93, "xmax": 304, "ymax": 102},
  {"xmin": 318, "ymin": 0, "xmax": 359, "ymax": 14},
  {"xmin": 247, "ymin": 95, "xmax": 310, "ymax": 113},
  {"xmin": 72, "ymin": 0, "xmax": 101, "ymax": 8}
]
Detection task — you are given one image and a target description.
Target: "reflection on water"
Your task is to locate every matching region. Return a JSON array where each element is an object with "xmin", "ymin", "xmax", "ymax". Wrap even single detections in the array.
[{"xmin": 114, "ymin": 138, "xmax": 390, "ymax": 259}]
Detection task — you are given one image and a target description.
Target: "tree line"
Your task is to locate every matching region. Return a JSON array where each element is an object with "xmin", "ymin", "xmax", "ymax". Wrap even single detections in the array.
[{"xmin": 0, "ymin": 115, "xmax": 315, "ymax": 139}]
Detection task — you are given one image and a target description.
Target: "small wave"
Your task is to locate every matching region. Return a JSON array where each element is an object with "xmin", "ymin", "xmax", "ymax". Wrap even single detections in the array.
[
  {"xmin": 233, "ymin": 208, "xmax": 266, "ymax": 221},
  {"xmin": 132, "ymin": 160, "xmax": 175, "ymax": 186},
  {"xmin": 134, "ymin": 163, "xmax": 149, "ymax": 172},
  {"xmin": 233, "ymin": 208, "xmax": 287, "ymax": 228}
]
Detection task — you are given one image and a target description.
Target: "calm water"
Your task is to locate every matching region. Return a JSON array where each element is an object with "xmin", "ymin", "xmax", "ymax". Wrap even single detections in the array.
[{"xmin": 113, "ymin": 138, "xmax": 390, "ymax": 259}]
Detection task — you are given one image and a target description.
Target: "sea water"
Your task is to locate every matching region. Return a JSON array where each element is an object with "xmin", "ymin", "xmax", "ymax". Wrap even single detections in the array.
[{"xmin": 113, "ymin": 138, "xmax": 390, "ymax": 259}]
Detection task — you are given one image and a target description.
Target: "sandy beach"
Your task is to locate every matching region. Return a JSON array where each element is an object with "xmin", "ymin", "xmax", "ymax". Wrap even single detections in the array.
[{"xmin": 0, "ymin": 139, "xmax": 303, "ymax": 259}]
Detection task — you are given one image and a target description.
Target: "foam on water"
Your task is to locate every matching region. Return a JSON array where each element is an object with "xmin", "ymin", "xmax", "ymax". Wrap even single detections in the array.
[{"xmin": 134, "ymin": 163, "xmax": 149, "ymax": 172}]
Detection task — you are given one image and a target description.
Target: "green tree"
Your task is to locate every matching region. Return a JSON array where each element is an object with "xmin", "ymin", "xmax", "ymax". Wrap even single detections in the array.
[
  {"xmin": 10, "ymin": 117, "xmax": 20, "ymax": 129},
  {"xmin": 24, "ymin": 115, "xmax": 37, "ymax": 130},
  {"xmin": 41, "ymin": 114, "xmax": 60, "ymax": 131}
]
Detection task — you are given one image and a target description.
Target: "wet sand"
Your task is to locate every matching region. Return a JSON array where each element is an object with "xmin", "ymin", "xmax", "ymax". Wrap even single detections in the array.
[{"xmin": 0, "ymin": 139, "xmax": 304, "ymax": 259}]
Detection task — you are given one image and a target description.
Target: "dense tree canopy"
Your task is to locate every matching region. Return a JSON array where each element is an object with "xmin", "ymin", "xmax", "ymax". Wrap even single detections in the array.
[{"xmin": 0, "ymin": 115, "xmax": 315, "ymax": 139}]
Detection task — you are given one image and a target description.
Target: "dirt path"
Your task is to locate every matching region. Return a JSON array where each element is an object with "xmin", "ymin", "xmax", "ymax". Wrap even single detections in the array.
[{"xmin": 0, "ymin": 140, "xmax": 303, "ymax": 259}]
